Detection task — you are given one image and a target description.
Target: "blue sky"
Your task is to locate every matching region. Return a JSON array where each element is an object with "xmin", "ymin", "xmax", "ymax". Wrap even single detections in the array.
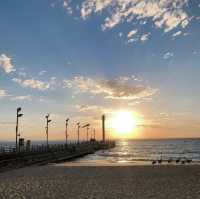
[{"xmin": 0, "ymin": 0, "xmax": 200, "ymax": 140}]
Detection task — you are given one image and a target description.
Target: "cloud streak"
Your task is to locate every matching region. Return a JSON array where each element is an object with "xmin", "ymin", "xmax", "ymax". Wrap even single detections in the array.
[
  {"xmin": 127, "ymin": 29, "xmax": 138, "ymax": 38},
  {"xmin": 64, "ymin": 76, "xmax": 157, "ymax": 100},
  {"xmin": 10, "ymin": 95, "xmax": 32, "ymax": 101},
  {"xmin": 163, "ymin": 52, "xmax": 174, "ymax": 59},
  {"xmin": 0, "ymin": 89, "xmax": 7, "ymax": 98},
  {"xmin": 12, "ymin": 78, "xmax": 50, "ymax": 91}
]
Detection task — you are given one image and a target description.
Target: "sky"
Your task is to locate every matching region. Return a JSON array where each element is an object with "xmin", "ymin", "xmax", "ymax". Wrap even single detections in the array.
[{"xmin": 0, "ymin": 0, "xmax": 200, "ymax": 141}]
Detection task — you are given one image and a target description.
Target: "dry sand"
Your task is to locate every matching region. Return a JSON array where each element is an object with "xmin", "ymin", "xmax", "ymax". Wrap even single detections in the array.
[{"xmin": 0, "ymin": 164, "xmax": 200, "ymax": 199}]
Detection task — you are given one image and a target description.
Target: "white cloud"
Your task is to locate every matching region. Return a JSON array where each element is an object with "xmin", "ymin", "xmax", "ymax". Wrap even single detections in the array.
[
  {"xmin": 75, "ymin": 104, "xmax": 113, "ymax": 115},
  {"xmin": 183, "ymin": 32, "xmax": 189, "ymax": 36},
  {"xmin": 18, "ymin": 71, "xmax": 27, "ymax": 77},
  {"xmin": 76, "ymin": 105, "xmax": 103, "ymax": 112},
  {"xmin": 11, "ymin": 95, "xmax": 32, "ymax": 101},
  {"xmin": 0, "ymin": 54, "xmax": 15, "ymax": 73},
  {"xmin": 172, "ymin": 31, "xmax": 182, "ymax": 37},
  {"xmin": 172, "ymin": 31, "xmax": 189, "ymax": 38},
  {"xmin": 12, "ymin": 78, "xmax": 50, "ymax": 91},
  {"xmin": 63, "ymin": 76, "xmax": 157, "ymax": 100},
  {"xmin": 38, "ymin": 70, "xmax": 47, "ymax": 76},
  {"xmin": 163, "ymin": 52, "xmax": 174, "ymax": 59},
  {"xmin": 63, "ymin": 0, "xmax": 69, "ymax": 7},
  {"xmin": 118, "ymin": 32, "xmax": 123, "ymax": 37},
  {"xmin": 12, "ymin": 78, "xmax": 21, "ymax": 84},
  {"xmin": 141, "ymin": 33, "xmax": 150, "ymax": 42},
  {"xmin": 127, "ymin": 29, "xmax": 138, "ymax": 38},
  {"xmin": 0, "ymin": 89, "xmax": 7, "ymax": 98},
  {"xmin": 63, "ymin": 0, "xmax": 73, "ymax": 14},
  {"xmin": 127, "ymin": 38, "xmax": 138, "ymax": 43},
  {"xmin": 127, "ymin": 29, "xmax": 138, "ymax": 43},
  {"xmin": 63, "ymin": 0, "xmax": 191, "ymax": 35}
]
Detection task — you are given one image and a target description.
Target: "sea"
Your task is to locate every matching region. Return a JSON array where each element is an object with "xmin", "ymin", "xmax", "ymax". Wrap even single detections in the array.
[
  {"xmin": 1, "ymin": 139, "xmax": 200, "ymax": 164},
  {"xmin": 73, "ymin": 138, "xmax": 200, "ymax": 164}
]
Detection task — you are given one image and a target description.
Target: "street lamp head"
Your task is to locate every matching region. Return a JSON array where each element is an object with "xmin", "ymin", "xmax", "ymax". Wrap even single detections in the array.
[
  {"xmin": 66, "ymin": 118, "xmax": 69, "ymax": 122},
  {"xmin": 82, "ymin": 123, "xmax": 90, "ymax": 128},
  {"xmin": 45, "ymin": 114, "xmax": 50, "ymax": 119},
  {"xmin": 48, "ymin": 119, "xmax": 52, "ymax": 123},
  {"xmin": 17, "ymin": 113, "xmax": 23, "ymax": 118},
  {"xmin": 17, "ymin": 107, "xmax": 22, "ymax": 112}
]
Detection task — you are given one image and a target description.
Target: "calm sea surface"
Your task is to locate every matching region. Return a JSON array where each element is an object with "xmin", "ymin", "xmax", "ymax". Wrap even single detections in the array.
[
  {"xmin": 1, "ymin": 139, "xmax": 200, "ymax": 164},
  {"xmin": 74, "ymin": 139, "xmax": 200, "ymax": 164}
]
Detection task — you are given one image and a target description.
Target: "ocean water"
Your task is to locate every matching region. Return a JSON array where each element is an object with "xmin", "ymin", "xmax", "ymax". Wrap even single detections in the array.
[
  {"xmin": 1, "ymin": 139, "xmax": 200, "ymax": 164},
  {"xmin": 74, "ymin": 139, "xmax": 200, "ymax": 164}
]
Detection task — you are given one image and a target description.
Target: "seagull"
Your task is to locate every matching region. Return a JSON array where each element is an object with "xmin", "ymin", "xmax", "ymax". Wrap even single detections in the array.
[
  {"xmin": 158, "ymin": 153, "xmax": 163, "ymax": 164},
  {"xmin": 168, "ymin": 158, "xmax": 173, "ymax": 163},
  {"xmin": 152, "ymin": 160, "xmax": 157, "ymax": 165},
  {"xmin": 181, "ymin": 160, "xmax": 185, "ymax": 164},
  {"xmin": 186, "ymin": 159, "xmax": 192, "ymax": 164}
]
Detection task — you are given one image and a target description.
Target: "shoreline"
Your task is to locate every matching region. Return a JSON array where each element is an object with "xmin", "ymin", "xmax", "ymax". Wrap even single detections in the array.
[
  {"xmin": 56, "ymin": 160, "xmax": 200, "ymax": 167},
  {"xmin": 56, "ymin": 156, "xmax": 200, "ymax": 167}
]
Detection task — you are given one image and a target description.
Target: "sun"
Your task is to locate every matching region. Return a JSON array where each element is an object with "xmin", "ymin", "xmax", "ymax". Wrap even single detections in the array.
[{"xmin": 110, "ymin": 111, "xmax": 138, "ymax": 137}]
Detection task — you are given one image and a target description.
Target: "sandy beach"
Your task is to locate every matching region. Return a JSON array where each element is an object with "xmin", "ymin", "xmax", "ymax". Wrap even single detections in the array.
[{"xmin": 0, "ymin": 164, "xmax": 199, "ymax": 199}]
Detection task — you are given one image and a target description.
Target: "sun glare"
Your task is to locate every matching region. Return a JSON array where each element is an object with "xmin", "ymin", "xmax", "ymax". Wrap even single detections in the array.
[{"xmin": 110, "ymin": 111, "xmax": 138, "ymax": 137}]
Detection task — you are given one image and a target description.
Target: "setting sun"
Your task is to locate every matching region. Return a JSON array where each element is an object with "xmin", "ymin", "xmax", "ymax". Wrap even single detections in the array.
[{"xmin": 110, "ymin": 111, "xmax": 138, "ymax": 137}]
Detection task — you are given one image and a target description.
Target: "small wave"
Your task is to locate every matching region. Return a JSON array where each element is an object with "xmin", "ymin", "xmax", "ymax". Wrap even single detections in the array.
[{"xmin": 77, "ymin": 139, "xmax": 200, "ymax": 163}]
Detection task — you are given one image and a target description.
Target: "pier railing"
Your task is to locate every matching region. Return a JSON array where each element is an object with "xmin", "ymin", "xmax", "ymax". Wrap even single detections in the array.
[
  {"xmin": 0, "ymin": 141, "xmax": 115, "ymax": 155},
  {"xmin": 0, "ymin": 141, "xmax": 115, "ymax": 171}
]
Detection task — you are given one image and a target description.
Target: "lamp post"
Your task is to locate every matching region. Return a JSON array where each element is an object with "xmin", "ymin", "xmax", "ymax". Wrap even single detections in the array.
[
  {"xmin": 16, "ymin": 107, "xmax": 23, "ymax": 152},
  {"xmin": 93, "ymin": 129, "xmax": 96, "ymax": 140},
  {"xmin": 102, "ymin": 114, "xmax": 105, "ymax": 142},
  {"xmin": 45, "ymin": 114, "xmax": 51, "ymax": 148},
  {"xmin": 86, "ymin": 126, "xmax": 89, "ymax": 142},
  {"xmin": 82, "ymin": 124, "xmax": 90, "ymax": 142},
  {"xmin": 65, "ymin": 118, "xmax": 69, "ymax": 145},
  {"xmin": 77, "ymin": 122, "xmax": 81, "ymax": 144}
]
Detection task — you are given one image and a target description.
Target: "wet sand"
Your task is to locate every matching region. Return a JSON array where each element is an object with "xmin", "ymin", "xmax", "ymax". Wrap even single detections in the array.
[{"xmin": 0, "ymin": 164, "xmax": 200, "ymax": 199}]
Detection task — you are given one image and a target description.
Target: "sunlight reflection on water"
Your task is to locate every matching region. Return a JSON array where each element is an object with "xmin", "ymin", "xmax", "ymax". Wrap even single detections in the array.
[{"xmin": 72, "ymin": 139, "xmax": 200, "ymax": 164}]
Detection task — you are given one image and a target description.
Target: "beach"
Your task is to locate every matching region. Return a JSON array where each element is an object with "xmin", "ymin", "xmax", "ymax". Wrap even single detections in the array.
[{"xmin": 0, "ymin": 164, "xmax": 199, "ymax": 199}]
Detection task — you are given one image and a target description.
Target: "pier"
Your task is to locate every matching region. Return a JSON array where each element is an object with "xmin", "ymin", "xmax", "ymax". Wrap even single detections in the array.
[
  {"xmin": 0, "ymin": 108, "xmax": 115, "ymax": 172},
  {"xmin": 0, "ymin": 141, "xmax": 115, "ymax": 172}
]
